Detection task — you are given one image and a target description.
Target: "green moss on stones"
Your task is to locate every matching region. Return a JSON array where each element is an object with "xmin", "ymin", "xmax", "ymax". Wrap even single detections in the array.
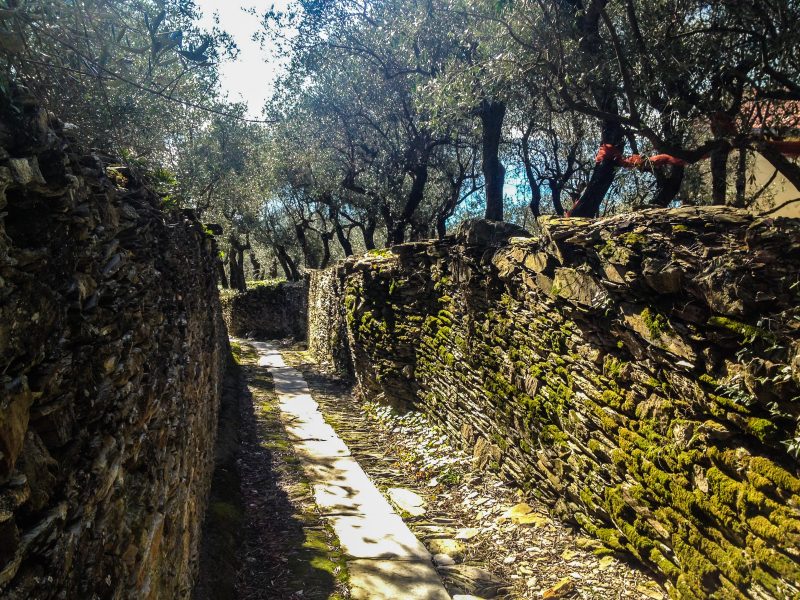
[
  {"xmin": 641, "ymin": 307, "xmax": 668, "ymax": 340},
  {"xmin": 746, "ymin": 417, "xmax": 777, "ymax": 442},
  {"xmin": 366, "ymin": 248, "xmax": 393, "ymax": 258},
  {"xmin": 708, "ymin": 316, "xmax": 776, "ymax": 343},
  {"xmin": 541, "ymin": 424, "xmax": 568, "ymax": 446},
  {"xmin": 622, "ymin": 232, "xmax": 647, "ymax": 246}
]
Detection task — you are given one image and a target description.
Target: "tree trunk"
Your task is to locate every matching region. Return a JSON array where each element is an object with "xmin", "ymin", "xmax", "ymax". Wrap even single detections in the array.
[
  {"xmin": 651, "ymin": 164, "xmax": 685, "ymax": 207},
  {"xmin": 275, "ymin": 244, "xmax": 300, "ymax": 281},
  {"xmin": 569, "ymin": 116, "xmax": 624, "ymax": 217},
  {"xmin": 521, "ymin": 144, "xmax": 543, "ymax": 218},
  {"xmin": 295, "ymin": 222, "xmax": 318, "ymax": 268},
  {"xmin": 269, "ymin": 259, "xmax": 278, "ymax": 279},
  {"xmin": 480, "ymin": 99, "xmax": 506, "ymax": 221},
  {"xmin": 362, "ymin": 216, "xmax": 377, "ymax": 250},
  {"xmin": 248, "ymin": 251, "xmax": 263, "ymax": 281},
  {"xmin": 549, "ymin": 181, "xmax": 566, "ymax": 216},
  {"xmin": 389, "ymin": 161, "xmax": 429, "ymax": 245},
  {"xmin": 379, "ymin": 202, "xmax": 394, "ymax": 248},
  {"xmin": 213, "ymin": 239, "xmax": 228, "ymax": 288},
  {"xmin": 228, "ymin": 235, "xmax": 248, "ymax": 292},
  {"xmin": 710, "ymin": 144, "xmax": 730, "ymax": 205},
  {"xmin": 409, "ymin": 217, "xmax": 429, "ymax": 241},
  {"xmin": 436, "ymin": 216, "xmax": 447, "ymax": 239},
  {"xmin": 276, "ymin": 249, "xmax": 291, "ymax": 280},
  {"xmin": 520, "ymin": 123, "xmax": 545, "ymax": 218},
  {"xmin": 734, "ymin": 148, "xmax": 747, "ymax": 208},
  {"xmin": 229, "ymin": 250, "xmax": 246, "ymax": 291},
  {"xmin": 331, "ymin": 208, "xmax": 354, "ymax": 256},
  {"xmin": 319, "ymin": 232, "xmax": 332, "ymax": 269},
  {"xmin": 437, "ymin": 186, "xmax": 461, "ymax": 239}
]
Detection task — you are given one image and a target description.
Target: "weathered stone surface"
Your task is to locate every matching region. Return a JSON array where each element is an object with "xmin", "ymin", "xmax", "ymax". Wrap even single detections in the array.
[
  {"xmin": 0, "ymin": 91, "xmax": 227, "ymax": 599},
  {"xmin": 438, "ymin": 564, "xmax": 504, "ymax": 597},
  {"xmin": 308, "ymin": 207, "xmax": 800, "ymax": 599},
  {"xmin": 333, "ymin": 513, "xmax": 432, "ymax": 560},
  {"xmin": 387, "ymin": 487, "xmax": 427, "ymax": 516},
  {"xmin": 433, "ymin": 553, "xmax": 456, "ymax": 566},
  {"xmin": 427, "ymin": 538, "xmax": 466, "ymax": 559},
  {"xmin": 347, "ymin": 559, "xmax": 452, "ymax": 600}
]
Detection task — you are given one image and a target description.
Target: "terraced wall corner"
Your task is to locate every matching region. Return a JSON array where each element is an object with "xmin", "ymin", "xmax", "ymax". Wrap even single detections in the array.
[
  {"xmin": 221, "ymin": 280, "xmax": 308, "ymax": 340},
  {"xmin": 308, "ymin": 207, "xmax": 800, "ymax": 599}
]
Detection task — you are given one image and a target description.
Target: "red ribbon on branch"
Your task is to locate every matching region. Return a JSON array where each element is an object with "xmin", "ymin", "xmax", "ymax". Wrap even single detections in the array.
[
  {"xmin": 595, "ymin": 144, "xmax": 688, "ymax": 170},
  {"xmin": 596, "ymin": 139, "xmax": 800, "ymax": 169},
  {"xmin": 566, "ymin": 139, "xmax": 800, "ymax": 217}
]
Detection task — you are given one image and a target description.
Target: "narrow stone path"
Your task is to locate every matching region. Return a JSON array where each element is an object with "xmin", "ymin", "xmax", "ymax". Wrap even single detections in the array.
[
  {"xmin": 250, "ymin": 341, "xmax": 451, "ymax": 600},
  {"xmin": 282, "ymin": 348, "xmax": 667, "ymax": 600}
]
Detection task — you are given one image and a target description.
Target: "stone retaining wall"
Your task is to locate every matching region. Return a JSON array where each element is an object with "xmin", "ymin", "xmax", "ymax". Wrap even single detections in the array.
[
  {"xmin": 308, "ymin": 208, "xmax": 800, "ymax": 599},
  {"xmin": 307, "ymin": 268, "xmax": 352, "ymax": 375},
  {"xmin": 221, "ymin": 281, "xmax": 308, "ymax": 340},
  {"xmin": 0, "ymin": 90, "xmax": 227, "ymax": 598}
]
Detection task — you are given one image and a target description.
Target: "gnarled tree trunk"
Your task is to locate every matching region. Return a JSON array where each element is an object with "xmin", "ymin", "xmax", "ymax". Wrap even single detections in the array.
[
  {"xmin": 652, "ymin": 164, "xmax": 685, "ymax": 207},
  {"xmin": 480, "ymin": 99, "xmax": 506, "ymax": 221},
  {"xmin": 569, "ymin": 114, "xmax": 624, "ymax": 217},
  {"xmin": 228, "ymin": 235, "xmax": 249, "ymax": 292},
  {"xmin": 275, "ymin": 244, "xmax": 300, "ymax": 281}
]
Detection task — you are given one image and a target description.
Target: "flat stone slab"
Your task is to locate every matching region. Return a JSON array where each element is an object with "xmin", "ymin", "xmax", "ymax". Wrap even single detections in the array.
[
  {"xmin": 348, "ymin": 559, "xmax": 452, "ymax": 600},
  {"xmin": 293, "ymin": 436, "xmax": 352, "ymax": 461},
  {"xmin": 331, "ymin": 513, "xmax": 432, "ymax": 560},
  {"xmin": 277, "ymin": 392, "xmax": 321, "ymax": 416},
  {"xmin": 300, "ymin": 454, "xmax": 370, "ymax": 485},
  {"xmin": 282, "ymin": 417, "xmax": 340, "ymax": 443},
  {"xmin": 313, "ymin": 480, "xmax": 395, "ymax": 517},
  {"xmin": 271, "ymin": 370, "xmax": 313, "ymax": 393},
  {"xmin": 387, "ymin": 487, "xmax": 427, "ymax": 517}
]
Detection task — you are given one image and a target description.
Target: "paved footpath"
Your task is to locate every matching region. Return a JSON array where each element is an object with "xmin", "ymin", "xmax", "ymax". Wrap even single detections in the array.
[{"xmin": 250, "ymin": 341, "xmax": 451, "ymax": 600}]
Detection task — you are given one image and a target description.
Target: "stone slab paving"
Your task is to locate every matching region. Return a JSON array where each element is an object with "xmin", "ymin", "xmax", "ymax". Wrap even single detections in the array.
[
  {"xmin": 348, "ymin": 559, "xmax": 457, "ymax": 600},
  {"xmin": 249, "ymin": 341, "xmax": 451, "ymax": 600}
]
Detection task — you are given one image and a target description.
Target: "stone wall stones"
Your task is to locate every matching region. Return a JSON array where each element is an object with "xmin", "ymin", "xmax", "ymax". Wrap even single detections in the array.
[
  {"xmin": 221, "ymin": 280, "xmax": 308, "ymax": 340},
  {"xmin": 307, "ymin": 268, "xmax": 352, "ymax": 375},
  {"xmin": 0, "ymin": 89, "xmax": 227, "ymax": 599},
  {"xmin": 308, "ymin": 208, "xmax": 800, "ymax": 599}
]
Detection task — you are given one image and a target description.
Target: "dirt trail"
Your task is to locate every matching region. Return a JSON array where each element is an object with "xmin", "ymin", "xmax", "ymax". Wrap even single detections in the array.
[{"xmin": 195, "ymin": 341, "xmax": 348, "ymax": 600}]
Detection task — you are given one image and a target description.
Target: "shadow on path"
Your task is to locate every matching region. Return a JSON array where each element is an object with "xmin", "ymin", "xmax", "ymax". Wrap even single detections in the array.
[{"xmin": 194, "ymin": 342, "xmax": 348, "ymax": 600}]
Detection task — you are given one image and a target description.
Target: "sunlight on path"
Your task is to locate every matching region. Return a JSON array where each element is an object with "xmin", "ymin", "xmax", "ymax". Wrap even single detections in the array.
[{"xmin": 249, "ymin": 341, "xmax": 451, "ymax": 600}]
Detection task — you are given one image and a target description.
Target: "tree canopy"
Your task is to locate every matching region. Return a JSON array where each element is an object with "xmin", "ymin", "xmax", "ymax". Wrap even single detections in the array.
[{"xmin": 3, "ymin": 0, "xmax": 799, "ymax": 288}]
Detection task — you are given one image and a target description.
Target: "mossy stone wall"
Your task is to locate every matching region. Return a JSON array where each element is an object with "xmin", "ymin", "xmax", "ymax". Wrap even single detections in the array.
[
  {"xmin": 308, "ymin": 208, "xmax": 800, "ymax": 599},
  {"xmin": 0, "ymin": 92, "xmax": 227, "ymax": 598},
  {"xmin": 221, "ymin": 280, "xmax": 308, "ymax": 340}
]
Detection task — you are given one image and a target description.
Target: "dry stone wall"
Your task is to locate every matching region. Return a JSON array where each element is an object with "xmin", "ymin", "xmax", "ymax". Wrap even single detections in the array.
[
  {"xmin": 307, "ymin": 267, "xmax": 352, "ymax": 375},
  {"xmin": 308, "ymin": 208, "xmax": 800, "ymax": 599},
  {"xmin": 221, "ymin": 280, "xmax": 308, "ymax": 340},
  {"xmin": 0, "ymin": 89, "xmax": 227, "ymax": 599}
]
